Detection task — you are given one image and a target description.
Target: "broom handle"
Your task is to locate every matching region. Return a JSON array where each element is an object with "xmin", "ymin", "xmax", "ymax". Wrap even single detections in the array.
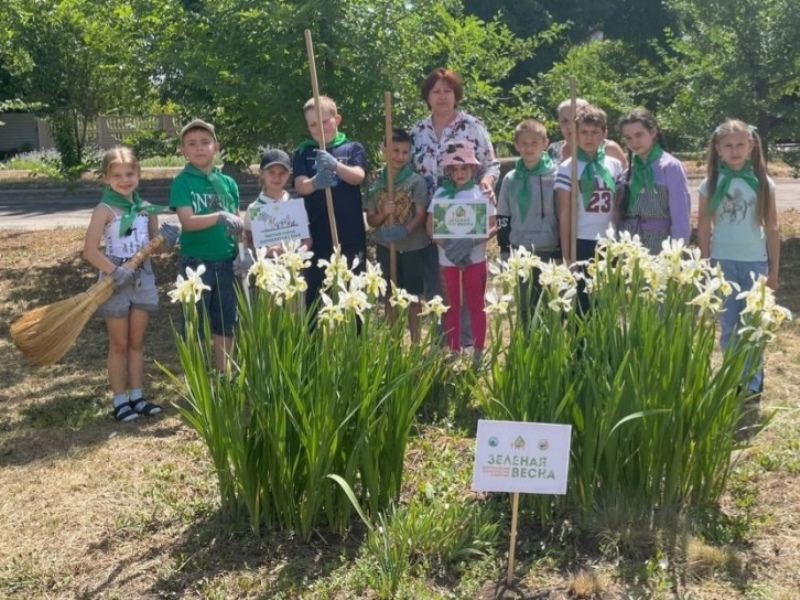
[
  {"xmin": 384, "ymin": 91, "xmax": 397, "ymax": 286},
  {"xmin": 305, "ymin": 29, "xmax": 339, "ymax": 249},
  {"xmin": 120, "ymin": 233, "xmax": 166, "ymax": 271},
  {"xmin": 569, "ymin": 77, "xmax": 578, "ymax": 265}
]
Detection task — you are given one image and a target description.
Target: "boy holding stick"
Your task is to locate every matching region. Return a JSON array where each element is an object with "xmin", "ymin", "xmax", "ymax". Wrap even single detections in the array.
[
  {"xmin": 293, "ymin": 95, "xmax": 368, "ymax": 312},
  {"xmin": 365, "ymin": 128, "xmax": 430, "ymax": 341},
  {"xmin": 554, "ymin": 104, "xmax": 624, "ymax": 314}
]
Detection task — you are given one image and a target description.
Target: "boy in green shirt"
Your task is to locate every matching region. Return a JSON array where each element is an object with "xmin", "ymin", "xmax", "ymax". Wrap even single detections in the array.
[{"xmin": 169, "ymin": 119, "xmax": 245, "ymax": 371}]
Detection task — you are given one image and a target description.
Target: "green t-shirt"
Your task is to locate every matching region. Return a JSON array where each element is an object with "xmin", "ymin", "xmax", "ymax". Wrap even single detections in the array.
[{"xmin": 169, "ymin": 165, "xmax": 240, "ymax": 261}]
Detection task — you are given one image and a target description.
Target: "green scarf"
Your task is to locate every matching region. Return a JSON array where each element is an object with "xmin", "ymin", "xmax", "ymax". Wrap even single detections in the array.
[
  {"xmin": 368, "ymin": 164, "xmax": 414, "ymax": 196},
  {"xmin": 707, "ymin": 161, "xmax": 761, "ymax": 215},
  {"xmin": 628, "ymin": 144, "xmax": 664, "ymax": 208},
  {"xmin": 577, "ymin": 146, "xmax": 616, "ymax": 207},
  {"xmin": 295, "ymin": 131, "xmax": 349, "ymax": 154},
  {"xmin": 514, "ymin": 154, "xmax": 554, "ymax": 220},
  {"xmin": 436, "ymin": 179, "xmax": 476, "ymax": 199},
  {"xmin": 100, "ymin": 187, "xmax": 166, "ymax": 236},
  {"xmin": 183, "ymin": 163, "xmax": 235, "ymax": 208}
]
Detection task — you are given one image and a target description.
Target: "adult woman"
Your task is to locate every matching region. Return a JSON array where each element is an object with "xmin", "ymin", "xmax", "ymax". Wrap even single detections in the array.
[
  {"xmin": 409, "ymin": 68, "xmax": 500, "ymax": 350},
  {"xmin": 617, "ymin": 108, "xmax": 691, "ymax": 253},
  {"xmin": 548, "ymin": 98, "xmax": 628, "ymax": 169},
  {"xmin": 410, "ymin": 68, "xmax": 500, "ymax": 202}
]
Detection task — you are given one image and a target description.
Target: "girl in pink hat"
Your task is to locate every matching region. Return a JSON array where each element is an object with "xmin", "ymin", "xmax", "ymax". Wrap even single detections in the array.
[{"xmin": 426, "ymin": 143, "xmax": 497, "ymax": 366}]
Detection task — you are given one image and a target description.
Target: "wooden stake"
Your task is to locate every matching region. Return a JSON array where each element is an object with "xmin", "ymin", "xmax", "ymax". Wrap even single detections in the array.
[
  {"xmin": 569, "ymin": 77, "xmax": 578, "ymax": 264},
  {"xmin": 383, "ymin": 91, "xmax": 397, "ymax": 285},
  {"xmin": 304, "ymin": 29, "xmax": 339, "ymax": 248},
  {"xmin": 506, "ymin": 492, "xmax": 520, "ymax": 586}
]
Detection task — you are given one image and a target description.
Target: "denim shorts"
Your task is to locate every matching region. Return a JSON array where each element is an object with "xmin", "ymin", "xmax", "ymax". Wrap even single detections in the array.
[
  {"xmin": 178, "ymin": 255, "xmax": 238, "ymax": 337},
  {"xmin": 96, "ymin": 258, "xmax": 159, "ymax": 318}
]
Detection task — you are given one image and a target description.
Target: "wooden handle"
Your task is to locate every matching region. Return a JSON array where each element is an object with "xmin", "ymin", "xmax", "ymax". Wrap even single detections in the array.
[
  {"xmin": 384, "ymin": 91, "xmax": 397, "ymax": 285},
  {"xmin": 569, "ymin": 77, "xmax": 578, "ymax": 264},
  {"xmin": 305, "ymin": 29, "xmax": 339, "ymax": 248},
  {"xmin": 121, "ymin": 233, "xmax": 166, "ymax": 270}
]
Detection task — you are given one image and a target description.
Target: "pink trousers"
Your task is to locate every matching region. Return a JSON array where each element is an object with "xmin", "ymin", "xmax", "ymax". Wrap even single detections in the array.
[{"xmin": 440, "ymin": 261, "xmax": 487, "ymax": 350}]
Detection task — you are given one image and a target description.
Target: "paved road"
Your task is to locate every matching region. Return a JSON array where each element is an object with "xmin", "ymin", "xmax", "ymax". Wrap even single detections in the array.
[{"xmin": 1, "ymin": 179, "xmax": 799, "ymax": 231}]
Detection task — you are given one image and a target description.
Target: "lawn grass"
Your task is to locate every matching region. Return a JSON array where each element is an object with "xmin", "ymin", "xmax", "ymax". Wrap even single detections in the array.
[{"xmin": 1, "ymin": 227, "xmax": 799, "ymax": 599}]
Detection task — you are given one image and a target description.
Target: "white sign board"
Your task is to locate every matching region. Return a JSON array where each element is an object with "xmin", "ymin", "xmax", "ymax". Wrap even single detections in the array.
[
  {"xmin": 472, "ymin": 420, "xmax": 572, "ymax": 495},
  {"xmin": 249, "ymin": 198, "xmax": 310, "ymax": 249}
]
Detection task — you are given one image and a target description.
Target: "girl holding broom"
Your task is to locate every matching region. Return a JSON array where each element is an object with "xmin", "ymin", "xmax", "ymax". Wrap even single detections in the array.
[{"xmin": 83, "ymin": 147, "xmax": 174, "ymax": 422}]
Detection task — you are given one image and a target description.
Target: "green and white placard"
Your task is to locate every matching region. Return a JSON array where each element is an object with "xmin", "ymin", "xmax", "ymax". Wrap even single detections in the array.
[{"xmin": 432, "ymin": 199, "xmax": 489, "ymax": 239}]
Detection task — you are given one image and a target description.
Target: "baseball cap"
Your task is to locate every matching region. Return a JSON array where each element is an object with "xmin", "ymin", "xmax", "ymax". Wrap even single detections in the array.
[
  {"xmin": 180, "ymin": 119, "xmax": 217, "ymax": 141},
  {"xmin": 260, "ymin": 148, "xmax": 292, "ymax": 171}
]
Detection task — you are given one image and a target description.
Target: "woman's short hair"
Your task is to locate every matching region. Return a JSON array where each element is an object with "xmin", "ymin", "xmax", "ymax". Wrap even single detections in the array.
[{"xmin": 420, "ymin": 68, "xmax": 463, "ymax": 106}]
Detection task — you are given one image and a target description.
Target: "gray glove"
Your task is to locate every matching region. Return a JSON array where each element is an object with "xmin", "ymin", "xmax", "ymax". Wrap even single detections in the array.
[
  {"xmin": 444, "ymin": 239, "xmax": 475, "ymax": 266},
  {"xmin": 233, "ymin": 252, "xmax": 254, "ymax": 278},
  {"xmin": 217, "ymin": 211, "xmax": 244, "ymax": 235},
  {"xmin": 111, "ymin": 266, "xmax": 135, "ymax": 290},
  {"xmin": 313, "ymin": 149, "xmax": 339, "ymax": 172},
  {"xmin": 159, "ymin": 222, "xmax": 180, "ymax": 249},
  {"xmin": 382, "ymin": 224, "xmax": 408, "ymax": 243},
  {"xmin": 312, "ymin": 170, "xmax": 339, "ymax": 190}
]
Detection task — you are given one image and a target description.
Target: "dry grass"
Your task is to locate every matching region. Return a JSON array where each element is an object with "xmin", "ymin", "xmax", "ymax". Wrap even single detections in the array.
[{"xmin": 1, "ymin": 228, "xmax": 800, "ymax": 599}]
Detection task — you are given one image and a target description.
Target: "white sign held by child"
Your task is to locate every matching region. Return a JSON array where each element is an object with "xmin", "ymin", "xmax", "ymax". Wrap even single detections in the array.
[
  {"xmin": 249, "ymin": 198, "xmax": 310, "ymax": 249},
  {"xmin": 472, "ymin": 420, "xmax": 571, "ymax": 495}
]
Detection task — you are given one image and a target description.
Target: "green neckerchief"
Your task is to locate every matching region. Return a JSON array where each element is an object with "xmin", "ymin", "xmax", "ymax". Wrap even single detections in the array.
[
  {"xmin": 514, "ymin": 154, "xmax": 554, "ymax": 220},
  {"xmin": 436, "ymin": 179, "xmax": 477, "ymax": 199},
  {"xmin": 577, "ymin": 146, "xmax": 616, "ymax": 207},
  {"xmin": 100, "ymin": 187, "xmax": 166, "ymax": 236},
  {"xmin": 628, "ymin": 144, "xmax": 664, "ymax": 209},
  {"xmin": 368, "ymin": 164, "xmax": 414, "ymax": 196},
  {"xmin": 183, "ymin": 163, "xmax": 234, "ymax": 208},
  {"xmin": 707, "ymin": 160, "xmax": 760, "ymax": 215},
  {"xmin": 295, "ymin": 131, "xmax": 349, "ymax": 154}
]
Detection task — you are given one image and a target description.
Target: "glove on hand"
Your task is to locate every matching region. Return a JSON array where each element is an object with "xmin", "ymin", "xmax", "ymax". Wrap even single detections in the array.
[
  {"xmin": 444, "ymin": 239, "xmax": 475, "ymax": 266},
  {"xmin": 217, "ymin": 211, "xmax": 244, "ymax": 235},
  {"xmin": 111, "ymin": 266, "xmax": 135, "ymax": 290},
  {"xmin": 313, "ymin": 149, "xmax": 339, "ymax": 172},
  {"xmin": 382, "ymin": 224, "xmax": 408, "ymax": 243},
  {"xmin": 233, "ymin": 251, "xmax": 254, "ymax": 278},
  {"xmin": 159, "ymin": 222, "xmax": 180, "ymax": 250},
  {"xmin": 312, "ymin": 170, "xmax": 339, "ymax": 190}
]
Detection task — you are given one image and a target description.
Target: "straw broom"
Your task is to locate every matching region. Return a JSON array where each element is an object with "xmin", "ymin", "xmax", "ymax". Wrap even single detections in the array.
[{"xmin": 11, "ymin": 232, "xmax": 169, "ymax": 366}]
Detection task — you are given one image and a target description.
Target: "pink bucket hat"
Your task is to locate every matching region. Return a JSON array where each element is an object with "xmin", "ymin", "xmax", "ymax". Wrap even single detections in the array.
[{"xmin": 441, "ymin": 142, "xmax": 480, "ymax": 167}]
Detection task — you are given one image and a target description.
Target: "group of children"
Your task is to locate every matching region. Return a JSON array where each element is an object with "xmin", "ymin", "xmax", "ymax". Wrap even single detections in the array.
[{"xmin": 83, "ymin": 93, "xmax": 779, "ymax": 422}]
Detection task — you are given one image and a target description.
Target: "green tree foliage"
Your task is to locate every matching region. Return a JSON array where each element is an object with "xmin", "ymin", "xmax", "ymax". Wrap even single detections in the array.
[
  {"xmin": 1, "ymin": 0, "xmax": 153, "ymax": 175},
  {"xmin": 147, "ymin": 0, "xmax": 555, "ymax": 166},
  {"xmin": 463, "ymin": 0, "xmax": 676, "ymax": 89},
  {"xmin": 538, "ymin": 40, "xmax": 656, "ymax": 141},
  {"xmin": 659, "ymin": 0, "xmax": 800, "ymax": 152}
]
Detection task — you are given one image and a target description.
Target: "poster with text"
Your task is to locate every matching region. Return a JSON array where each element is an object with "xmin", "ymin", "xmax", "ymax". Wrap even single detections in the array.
[
  {"xmin": 249, "ymin": 199, "xmax": 310, "ymax": 249},
  {"xmin": 431, "ymin": 199, "xmax": 489, "ymax": 239}
]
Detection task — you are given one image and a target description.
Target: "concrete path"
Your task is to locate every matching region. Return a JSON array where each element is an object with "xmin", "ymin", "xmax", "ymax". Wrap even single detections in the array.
[{"xmin": 1, "ymin": 178, "xmax": 799, "ymax": 231}]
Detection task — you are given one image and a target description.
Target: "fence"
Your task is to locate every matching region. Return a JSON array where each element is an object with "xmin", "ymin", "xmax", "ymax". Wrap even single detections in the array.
[{"xmin": 0, "ymin": 113, "xmax": 178, "ymax": 155}]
